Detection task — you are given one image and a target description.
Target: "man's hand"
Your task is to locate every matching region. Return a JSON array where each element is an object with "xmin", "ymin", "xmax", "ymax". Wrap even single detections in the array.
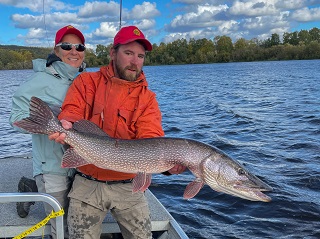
[
  {"xmin": 167, "ymin": 164, "xmax": 187, "ymax": 175},
  {"xmin": 48, "ymin": 119, "xmax": 72, "ymax": 144}
]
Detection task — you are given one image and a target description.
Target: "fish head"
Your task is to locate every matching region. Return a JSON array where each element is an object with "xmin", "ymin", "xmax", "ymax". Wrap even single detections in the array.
[{"xmin": 201, "ymin": 149, "xmax": 272, "ymax": 202}]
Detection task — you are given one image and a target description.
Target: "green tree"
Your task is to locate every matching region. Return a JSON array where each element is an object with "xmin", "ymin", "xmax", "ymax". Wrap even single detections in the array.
[
  {"xmin": 95, "ymin": 44, "xmax": 111, "ymax": 66},
  {"xmin": 234, "ymin": 38, "xmax": 248, "ymax": 50},
  {"xmin": 270, "ymin": 33, "xmax": 281, "ymax": 46},
  {"xmin": 164, "ymin": 39, "xmax": 189, "ymax": 64},
  {"xmin": 197, "ymin": 38, "xmax": 215, "ymax": 63},
  {"xmin": 309, "ymin": 27, "xmax": 320, "ymax": 42},
  {"xmin": 305, "ymin": 41, "xmax": 320, "ymax": 59},
  {"xmin": 215, "ymin": 36, "xmax": 233, "ymax": 62},
  {"xmin": 298, "ymin": 30, "xmax": 311, "ymax": 44},
  {"xmin": 233, "ymin": 38, "xmax": 251, "ymax": 61},
  {"xmin": 261, "ymin": 33, "xmax": 280, "ymax": 48},
  {"xmin": 283, "ymin": 31, "xmax": 299, "ymax": 45},
  {"xmin": 148, "ymin": 42, "xmax": 168, "ymax": 65},
  {"xmin": 85, "ymin": 48, "xmax": 99, "ymax": 67}
]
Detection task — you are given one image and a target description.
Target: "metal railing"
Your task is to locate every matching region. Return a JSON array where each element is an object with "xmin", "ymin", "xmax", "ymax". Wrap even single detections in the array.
[{"xmin": 0, "ymin": 192, "xmax": 64, "ymax": 238}]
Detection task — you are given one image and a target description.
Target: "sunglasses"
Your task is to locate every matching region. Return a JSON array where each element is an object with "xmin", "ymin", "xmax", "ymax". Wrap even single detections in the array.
[{"xmin": 56, "ymin": 42, "xmax": 86, "ymax": 52}]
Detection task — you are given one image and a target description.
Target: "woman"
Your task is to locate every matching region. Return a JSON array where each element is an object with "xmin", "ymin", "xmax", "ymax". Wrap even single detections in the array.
[{"xmin": 9, "ymin": 25, "xmax": 86, "ymax": 239}]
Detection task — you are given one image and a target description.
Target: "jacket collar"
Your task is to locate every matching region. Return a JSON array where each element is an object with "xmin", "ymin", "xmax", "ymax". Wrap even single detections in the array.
[
  {"xmin": 45, "ymin": 53, "xmax": 82, "ymax": 80},
  {"xmin": 46, "ymin": 53, "xmax": 62, "ymax": 67},
  {"xmin": 32, "ymin": 56, "xmax": 80, "ymax": 81},
  {"xmin": 49, "ymin": 61, "xmax": 79, "ymax": 80}
]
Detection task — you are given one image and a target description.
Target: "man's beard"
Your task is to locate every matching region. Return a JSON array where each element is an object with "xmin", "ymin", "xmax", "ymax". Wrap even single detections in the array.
[{"xmin": 115, "ymin": 62, "xmax": 142, "ymax": 82}]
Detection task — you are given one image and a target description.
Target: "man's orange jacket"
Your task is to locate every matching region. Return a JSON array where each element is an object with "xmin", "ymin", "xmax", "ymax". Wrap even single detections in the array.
[{"xmin": 58, "ymin": 63, "xmax": 165, "ymax": 181}]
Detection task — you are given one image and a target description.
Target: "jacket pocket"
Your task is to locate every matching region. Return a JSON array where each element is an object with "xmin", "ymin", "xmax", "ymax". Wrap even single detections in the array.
[
  {"xmin": 117, "ymin": 108, "xmax": 136, "ymax": 138},
  {"xmin": 89, "ymin": 101, "xmax": 104, "ymax": 126},
  {"xmin": 118, "ymin": 108, "xmax": 134, "ymax": 124},
  {"xmin": 118, "ymin": 96, "xmax": 143, "ymax": 125}
]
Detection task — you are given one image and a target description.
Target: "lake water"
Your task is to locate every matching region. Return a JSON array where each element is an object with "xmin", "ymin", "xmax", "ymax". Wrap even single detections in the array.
[{"xmin": 1, "ymin": 60, "xmax": 319, "ymax": 238}]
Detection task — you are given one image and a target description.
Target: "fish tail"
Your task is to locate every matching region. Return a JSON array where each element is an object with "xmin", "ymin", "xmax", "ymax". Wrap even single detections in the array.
[{"xmin": 13, "ymin": 96, "xmax": 60, "ymax": 135}]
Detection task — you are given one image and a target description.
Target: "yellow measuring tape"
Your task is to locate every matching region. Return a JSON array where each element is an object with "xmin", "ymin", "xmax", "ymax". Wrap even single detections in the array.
[{"xmin": 13, "ymin": 208, "xmax": 64, "ymax": 239}]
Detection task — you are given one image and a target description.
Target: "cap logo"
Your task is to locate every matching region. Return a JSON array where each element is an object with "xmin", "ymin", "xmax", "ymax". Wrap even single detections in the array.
[
  {"xmin": 133, "ymin": 29, "xmax": 141, "ymax": 36},
  {"xmin": 67, "ymin": 25, "xmax": 74, "ymax": 29}
]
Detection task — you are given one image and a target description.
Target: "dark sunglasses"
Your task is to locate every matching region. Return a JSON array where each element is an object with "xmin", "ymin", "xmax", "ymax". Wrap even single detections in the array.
[{"xmin": 56, "ymin": 42, "xmax": 86, "ymax": 52}]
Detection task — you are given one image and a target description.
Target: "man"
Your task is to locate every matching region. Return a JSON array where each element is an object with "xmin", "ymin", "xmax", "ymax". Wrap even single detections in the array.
[
  {"xmin": 50, "ymin": 25, "xmax": 185, "ymax": 239},
  {"xmin": 9, "ymin": 25, "xmax": 86, "ymax": 238}
]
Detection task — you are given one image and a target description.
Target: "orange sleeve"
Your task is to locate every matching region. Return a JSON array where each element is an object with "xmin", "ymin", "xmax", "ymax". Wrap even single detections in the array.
[
  {"xmin": 135, "ymin": 93, "xmax": 165, "ymax": 139},
  {"xmin": 58, "ymin": 73, "xmax": 96, "ymax": 122}
]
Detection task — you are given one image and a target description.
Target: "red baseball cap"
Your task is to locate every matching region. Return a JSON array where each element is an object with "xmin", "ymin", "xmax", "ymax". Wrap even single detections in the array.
[
  {"xmin": 114, "ymin": 26, "xmax": 152, "ymax": 51},
  {"xmin": 55, "ymin": 25, "xmax": 85, "ymax": 45}
]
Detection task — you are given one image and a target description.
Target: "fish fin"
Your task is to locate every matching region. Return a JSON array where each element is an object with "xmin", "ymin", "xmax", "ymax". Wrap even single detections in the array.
[
  {"xmin": 132, "ymin": 172, "xmax": 152, "ymax": 192},
  {"xmin": 13, "ymin": 96, "xmax": 58, "ymax": 134},
  {"xmin": 61, "ymin": 148, "xmax": 90, "ymax": 168},
  {"xmin": 47, "ymin": 104, "xmax": 61, "ymax": 117},
  {"xmin": 73, "ymin": 120, "xmax": 110, "ymax": 137},
  {"xmin": 183, "ymin": 179, "xmax": 204, "ymax": 199}
]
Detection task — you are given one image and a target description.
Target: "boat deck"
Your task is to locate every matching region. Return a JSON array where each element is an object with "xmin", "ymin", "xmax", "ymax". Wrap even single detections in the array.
[{"xmin": 0, "ymin": 155, "xmax": 188, "ymax": 239}]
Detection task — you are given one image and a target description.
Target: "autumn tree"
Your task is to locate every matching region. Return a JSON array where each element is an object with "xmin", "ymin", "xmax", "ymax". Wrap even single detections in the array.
[{"xmin": 214, "ymin": 36, "xmax": 233, "ymax": 62}]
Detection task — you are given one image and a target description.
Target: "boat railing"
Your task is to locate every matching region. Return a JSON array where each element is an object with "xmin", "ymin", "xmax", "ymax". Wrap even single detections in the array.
[{"xmin": 0, "ymin": 192, "xmax": 64, "ymax": 238}]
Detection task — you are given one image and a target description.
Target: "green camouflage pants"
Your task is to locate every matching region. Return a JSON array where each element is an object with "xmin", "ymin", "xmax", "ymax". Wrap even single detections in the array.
[{"xmin": 67, "ymin": 175, "xmax": 152, "ymax": 239}]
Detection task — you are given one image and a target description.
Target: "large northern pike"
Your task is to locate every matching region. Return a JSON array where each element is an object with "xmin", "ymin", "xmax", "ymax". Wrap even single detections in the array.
[{"xmin": 14, "ymin": 96, "xmax": 272, "ymax": 202}]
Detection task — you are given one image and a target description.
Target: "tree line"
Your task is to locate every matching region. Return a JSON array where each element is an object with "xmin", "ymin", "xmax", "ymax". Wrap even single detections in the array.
[{"xmin": 1, "ymin": 27, "xmax": 320, "ymax": 70}]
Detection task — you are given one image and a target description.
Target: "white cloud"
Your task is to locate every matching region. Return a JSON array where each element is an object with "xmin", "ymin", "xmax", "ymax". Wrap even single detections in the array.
[
  {"xmin": 11, "ymin": 11, "xmax": 88, "ymax": 47},
  {"xmin": 11, "ymin": 12, "xmax": 82, "ymax": 30},
  {"xmin": 78, "ymin": 1, "xmax": 119, "ymax": 18},
  {"xmin": 132, "ymin": 19, "xmax": 156, "ymax": 30},
  {"xmin": 165, "ymin": 4, "xmax": 229, "ymax": 32},
  {"xmin": 217, "ymin": 20, "xmax": 239, "ymax": 36},
  {"xmin": 11, "ymin": 14, "xmax": 44, "ymax": 28},
  {"xmin": 162, "ymin": 30, "xmax": 204, "ymax": 43},
  {"xmin": 229, "ymin": 0, "xmax": 279, "ymax": 17},
  {"xmin": 172, "ymin": 0, "xmax": 204, "ymax": 3},
  {"xmin": 1, "ymin": 0, "xmax": 320, "ymax": 47},
  {"xmin": 128, "ymin": 2, "xmax": 160, "ymax": 20},
  {"xmin": 18, "ymin": 27, "xmax": 51, "ymax": 47},
  {"xmin": 275, "ymin": 0, "xmax": 306, "ymax": 10},
  {"xmin": 291, "ymin": 7, "xmax": 320, "ymax": 21},
  {"xmin": 92, "ymin": 22, "xmax": 118, "ymax": 38},
  {"xmin": 163, "ymin": 0, "xmax": 308, "ymax": 42},
  {"xmin": 240, "ymin": 12, "xmax": 291, "ymax": 40},
  {"xmin": 0, "ymin": 0, "xmax": 74, "ymax": 12}
]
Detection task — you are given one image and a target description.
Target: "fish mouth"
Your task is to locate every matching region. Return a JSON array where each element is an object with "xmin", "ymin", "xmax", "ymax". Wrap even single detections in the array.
[
  {"xmin": 207, "ymin": 179, "xmax": 273, "ymax": 202},
  {"xmin": 204, "ymin": 169, "xmax": 273, "ymax": 202},
  {"xmin": 233, "ymin": 184, "xmax": 272, "ymax": 202},
  {"xmin": 242, "ymin": 178, "xmax": 273, "ymax": 192},
  {"xmin": 254, "ymin": 191, "xmax": 272, "ymax": 202},
  {"xmin": 230, "ymin": 176, "xmax": 273, "ymax": 202}
]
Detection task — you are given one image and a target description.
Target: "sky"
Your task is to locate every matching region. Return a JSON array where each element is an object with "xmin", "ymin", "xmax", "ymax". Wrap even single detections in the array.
[{"xmin": 0, "ymin": 0, "xmax": 320, "ymax": 50}]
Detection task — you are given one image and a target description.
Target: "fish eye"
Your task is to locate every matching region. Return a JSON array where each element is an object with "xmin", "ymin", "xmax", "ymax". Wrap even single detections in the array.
[{"xmin": 238, "ymin": 168, "xmax": 246, "ymax": 175}]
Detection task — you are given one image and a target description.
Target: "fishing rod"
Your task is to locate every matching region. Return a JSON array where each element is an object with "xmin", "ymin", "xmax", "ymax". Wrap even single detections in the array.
[
  {"xmin": 119, "ymin": 0, "xmax": 122, "ymax": 30},
  {"xmin": 43, "ymin": 0, "xmax": 50, "ymax": 47}
]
